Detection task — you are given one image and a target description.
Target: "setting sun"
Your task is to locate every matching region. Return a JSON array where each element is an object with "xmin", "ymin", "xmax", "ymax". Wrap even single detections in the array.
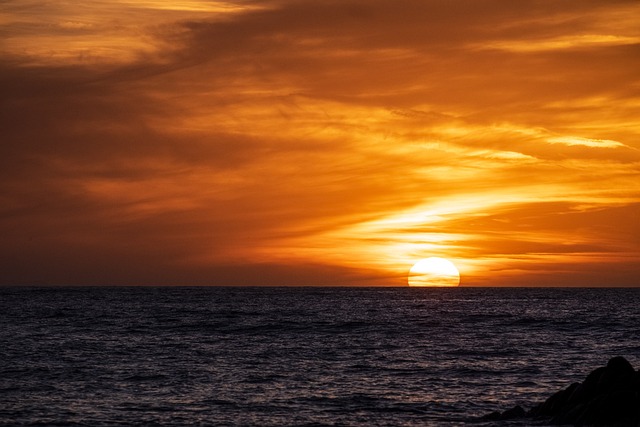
[{"xmin": 408, "ymin": 258, "xmax": 460, "ymax": 287}]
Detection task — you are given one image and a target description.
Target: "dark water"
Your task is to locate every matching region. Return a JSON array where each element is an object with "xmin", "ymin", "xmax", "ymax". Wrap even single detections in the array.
[{"xmin": 1, "ymin": 287, "xmax": 639, "ymax": 426}]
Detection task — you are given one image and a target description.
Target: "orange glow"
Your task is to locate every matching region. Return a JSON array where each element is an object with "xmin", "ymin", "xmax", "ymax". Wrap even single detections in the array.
[
  {"xmin": 1, "ymin": 0, "xmax": 639, "ymax": 286},
  {"xmin": 408, "ymin": 258, "xmax": 460, "ymax": 287}
]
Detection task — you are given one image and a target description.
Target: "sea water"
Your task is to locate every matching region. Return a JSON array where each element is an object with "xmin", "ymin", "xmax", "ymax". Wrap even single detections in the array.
[{"xmin": 1, "ymin": 287, "xmax": 639, "ymax": 426}]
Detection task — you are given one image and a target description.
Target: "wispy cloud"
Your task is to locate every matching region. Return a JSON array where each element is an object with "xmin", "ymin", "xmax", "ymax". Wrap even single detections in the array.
[
  {"xmin": 1, "ymin": 0, "xmax": 639, "ymax": 285},
  {"xmin": 547, "ymin": 136, "xmax": 631, "ymax": 149},
  {"xmin": 482, "ymin": 35, "xmax": 640, "ymax": 52}
]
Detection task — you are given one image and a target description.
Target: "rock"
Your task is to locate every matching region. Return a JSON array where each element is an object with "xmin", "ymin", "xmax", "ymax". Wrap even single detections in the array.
[
  {"xmin": 579, "ymin": 390, "xmax": 640, "ymax": 426},
  {"xmin": 550, "ymin": 401, "xmax": 587, "ymax": 426},
  {"xmin": 479, "ymin": 410, "xmax": 502, "ymax": 421},
  {"xmin": 484, "ymin": 357, "xmax": 640, "ymax": 426},
  {"xmin": 607, "ymin": 356, "xmax": 635, "ymax": 377},
  {"xmin": 531, "ymin": 382, "xmax": 580, "ymax": 417},
  {"xmin": 597, "ymin": 357, "xmax": 636, "ymax": 395},
  {"xmin": 570, "ymin": 366, "xmax": 607, "ymax": 404},
  {"xmin": 500, "ymin": 405, "xmax": 525, "ymax": 420}
]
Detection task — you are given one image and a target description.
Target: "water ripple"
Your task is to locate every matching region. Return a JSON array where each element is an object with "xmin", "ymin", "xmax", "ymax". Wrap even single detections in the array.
[{"xmin": 1, "ymin": 287, "xmax": 639, "ymax": 426}]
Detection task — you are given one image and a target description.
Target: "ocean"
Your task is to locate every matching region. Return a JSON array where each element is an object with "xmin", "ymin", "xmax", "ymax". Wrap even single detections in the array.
[{"xmin": 1, "ymin": 287, "xmax": 639, "ymax": 426}]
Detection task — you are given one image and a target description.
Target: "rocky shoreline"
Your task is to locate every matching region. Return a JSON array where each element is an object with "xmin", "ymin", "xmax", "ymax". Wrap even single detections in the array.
[{"xmin": 480, "ymin": 356, "xmax": 640, "ymax": 426}]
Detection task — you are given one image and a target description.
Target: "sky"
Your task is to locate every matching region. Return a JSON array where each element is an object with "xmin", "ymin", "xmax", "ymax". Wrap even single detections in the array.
[{"xmin": 1, "ymin": 0, "xmax": 639, "ymax": 286}]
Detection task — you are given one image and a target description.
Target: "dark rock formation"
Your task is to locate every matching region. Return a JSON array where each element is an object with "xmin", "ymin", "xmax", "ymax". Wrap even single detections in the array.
[{"xmin": 481, "ymin": 356, "xmax": 640, "ymax": 426}]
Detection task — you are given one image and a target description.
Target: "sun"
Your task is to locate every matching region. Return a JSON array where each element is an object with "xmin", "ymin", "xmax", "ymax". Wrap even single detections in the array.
[{"xmin": 408, "ymin": 257, "xmax": 460, "ymax": 287}]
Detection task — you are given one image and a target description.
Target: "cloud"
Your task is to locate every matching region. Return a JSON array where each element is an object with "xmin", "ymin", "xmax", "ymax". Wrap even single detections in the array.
[
  {"xmin": 547, "ymin": 136, "xmax": 631, "ymax": 149},
  {"xmin": 1, "ymin": 0, "xmax": 639, "ymax": 285},
  {"xmin": 481, "ymin": 35, "xmax": 640, "ymax": 53}
]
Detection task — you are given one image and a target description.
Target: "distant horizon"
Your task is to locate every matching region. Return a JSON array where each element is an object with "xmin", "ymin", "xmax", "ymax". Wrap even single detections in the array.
[
  {"xmin": 2, "ymin": 283, "xmax": 638, "ymax": 289},
  {"xmin": 1, "ymin": 0, "xmax": 639, "ymax": 287}
]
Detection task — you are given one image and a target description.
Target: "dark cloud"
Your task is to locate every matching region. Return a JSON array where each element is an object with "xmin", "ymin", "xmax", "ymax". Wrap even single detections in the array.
[{"xmin": 166, "ymin": 0, "xmax": 640, "ymax": 109}]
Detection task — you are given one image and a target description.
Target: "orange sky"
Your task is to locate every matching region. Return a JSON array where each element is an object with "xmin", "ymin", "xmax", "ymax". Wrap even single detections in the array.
[{"xmin": 1, "ymin": 0, "xmax": 639, "ymax": 286}]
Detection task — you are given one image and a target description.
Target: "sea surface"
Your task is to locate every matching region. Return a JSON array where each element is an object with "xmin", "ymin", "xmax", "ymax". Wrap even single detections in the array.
[{"xmin": 1, "ymin": 287, "xmax": 639, "ymax": 426}]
